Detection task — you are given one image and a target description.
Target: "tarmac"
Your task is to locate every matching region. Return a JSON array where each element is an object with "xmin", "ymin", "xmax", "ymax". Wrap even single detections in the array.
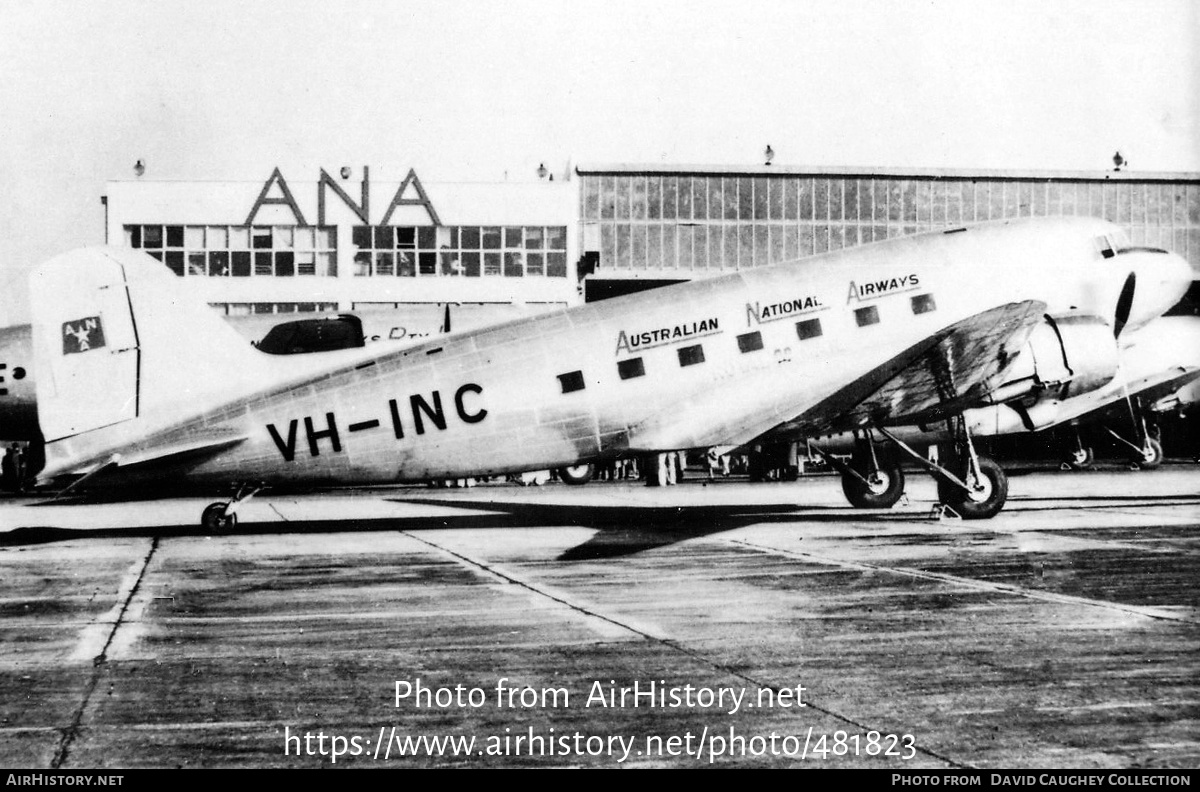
[{"xmin": 0, "ymin": 462, "xmax": 1197, "ymax": 768}]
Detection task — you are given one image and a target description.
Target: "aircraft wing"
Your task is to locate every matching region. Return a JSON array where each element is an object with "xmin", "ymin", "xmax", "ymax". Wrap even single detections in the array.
[
  {"xmin": 1030, "ymin": 366, "xmax": 1200, "ymax": 429},
  {"xmin": 785, "ymin": 300, "xmax": 1047, "ymax": 434},
  {"xmin": 626, "ymin": 300, "xmax": 1046, "ymax": 452}
]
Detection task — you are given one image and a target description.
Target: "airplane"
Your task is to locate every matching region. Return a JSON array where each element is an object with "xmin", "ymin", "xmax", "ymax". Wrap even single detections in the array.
[
  {"xmin": 787, "ymin": 313, "xmax": 1200, "ymax": 507},
  {"xmin": 19, "ymin": 216, "xmax": 1193, "ymax": 527}
]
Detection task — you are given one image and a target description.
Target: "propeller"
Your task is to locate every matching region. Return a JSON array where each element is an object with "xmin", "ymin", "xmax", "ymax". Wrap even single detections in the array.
[{"xmin": 1113, "ymin": 272, "xmax": 1136, "ymax": 339}]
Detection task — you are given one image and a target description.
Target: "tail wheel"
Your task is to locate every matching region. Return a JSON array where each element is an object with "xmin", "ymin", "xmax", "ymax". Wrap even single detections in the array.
[
  {"xmin": 937, "ymin": 455, "xmax": 1008, "ymax": 520},
  {"xmin": 557, "ymin": 464, "xmax": 594, "ymax": 486},
  {"xmin": 202, "ymin": 502, "xmax": 237, "ymax": 532},
  {"xmin": 1134, "ymin": 438, "xmax": 1163, "ymax": 469},
  {"xmin": 841, "ymin": 458, "xmax": 905, "ymax": 508}
]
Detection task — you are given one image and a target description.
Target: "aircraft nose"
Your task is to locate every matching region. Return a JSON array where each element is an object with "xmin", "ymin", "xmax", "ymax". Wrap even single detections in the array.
[
  {"xmin": 1125, "ymin": 249, "xmax": 1194, "ymax": 334},
  {"xmin": 1158, "ymin": 250, "xmax": 1194, "ymax": 309}
]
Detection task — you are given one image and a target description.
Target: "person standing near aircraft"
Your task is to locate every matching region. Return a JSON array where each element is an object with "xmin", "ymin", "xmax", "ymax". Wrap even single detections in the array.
[
  {"xmin": 654, "ymin": 452, "xmax": 677, "ymax": 486},
  {"xmin": 0, "ymin": 445, "xmax": 13, "ymax": 491},
  {"xmin": 2, "ymin": 444, "xmax": 24, "ymax": 493}
]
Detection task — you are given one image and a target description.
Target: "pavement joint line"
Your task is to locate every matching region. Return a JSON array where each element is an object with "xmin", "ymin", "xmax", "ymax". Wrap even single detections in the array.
[
  {"xmin": 399, "ymin": 529, "xmax": 968, "ymax": 769},
  {"xmin": 726, "ymin": 537, "xmax": 1199, "ymax": 625},
  {"xmin": 50, "ymin": 536, "xmax": 159, "ymax": 770}
]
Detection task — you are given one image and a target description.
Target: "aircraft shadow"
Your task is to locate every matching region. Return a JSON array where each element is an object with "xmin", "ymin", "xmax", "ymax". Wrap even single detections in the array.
[
  {"xmin": 386, "ymin": 497, "xmax": 956, "ymax": 560},
  {"xmin": 1, "ymin": 498, "xmax": 929, "ymax": 559}
]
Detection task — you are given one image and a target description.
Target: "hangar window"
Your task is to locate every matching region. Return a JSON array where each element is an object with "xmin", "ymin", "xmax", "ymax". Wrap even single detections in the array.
[
  {"xmin": 232, "ymin": 251, "xmax": 252, "ymax": 277},
  {"xmin": 618, "ymin": 358, "xmax": 645, "ymax": 380},
  {"xmin": 210, "ymin": 302, "xmax": 338, "ymax": 317},
  {"xmin": 678, "ymin": 345, "xmax": 705, "ymax": 367},
  {"xmin": 796, "ymin": 318, "xmax": 823, "ymax": 340},
  {"xmin": 352, "ymin": 225, "xmax": 568, "ymax": 278},
  {"xmin": 854, "ymin": 306, "xmax": 880, "ymax": 327},
  {"xmin": 558, "ymin": 370, "xmax": 586, "ymax": 393},
  {"xmin": 911, "ymin": 294, "xmax": 936, "ymax": 314},
  {"xmin": 127, "ymin": 224, "xmax": 336, "ymax": 278},
  {"xmin": 737, "ymin": 331, "xmax": 764, "ymax": 352}
]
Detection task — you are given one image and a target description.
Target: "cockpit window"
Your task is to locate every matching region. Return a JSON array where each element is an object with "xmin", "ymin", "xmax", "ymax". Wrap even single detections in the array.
[{"xmin": 1096, "ymin": 230, "xmax": 1139, "ymax": 259}]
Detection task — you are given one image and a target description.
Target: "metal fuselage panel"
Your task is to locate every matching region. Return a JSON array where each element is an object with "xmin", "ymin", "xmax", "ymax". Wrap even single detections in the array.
[
  {"xmin": 78, "ymin": 218, "xmax": 1182, "ymax": 488},
  {"xmin": 0, "ymin": 324, "xmax": 38, "ymax": 441}
]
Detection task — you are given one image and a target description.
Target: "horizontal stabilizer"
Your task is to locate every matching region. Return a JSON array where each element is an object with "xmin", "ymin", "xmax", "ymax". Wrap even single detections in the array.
[{"xmin": 43, "ymin": 430, "xmax": 248, "ymax": 482}]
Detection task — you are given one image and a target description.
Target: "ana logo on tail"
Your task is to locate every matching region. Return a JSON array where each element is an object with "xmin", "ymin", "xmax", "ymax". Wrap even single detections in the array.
[{"xmin": 62, "ymin": 317, "xmax": 106, "ymax": 354}]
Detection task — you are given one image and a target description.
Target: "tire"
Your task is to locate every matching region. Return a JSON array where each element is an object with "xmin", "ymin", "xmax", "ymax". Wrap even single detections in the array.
[
  {"xmin": 557, "ymin": 464, "xmax": 594, "ymax": 486},
  {"xmin": 841, "ymin": 459, "xmax": 905, "ymax": 508},
  {"xmin": 1134, "ymin": 438, "xmax": 1163, "ymax": 469},
  {"xmin": 201, "ymin": 502, "xmax": 237, "ymax": 532},
  {"xmin": 937, "ymin": 455, "xmax": 1008, "ymax": 520},
  {"xmin": 1064, "ymin": 446, "xmax": 1094, "ymax": 470}
]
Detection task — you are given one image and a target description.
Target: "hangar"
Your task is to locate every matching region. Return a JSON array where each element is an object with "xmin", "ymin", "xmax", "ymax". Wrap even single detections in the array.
[
  {"xmin": 575, "ymin": 164, "xmax": 1200, "ymax": 304},
  {"xmin": 104, "ymin": 162, "xmax": 1200, "ymax": 318},
  {"xmin": 103, "ymin": 167, "xmax": 579, "ymax": 320}
]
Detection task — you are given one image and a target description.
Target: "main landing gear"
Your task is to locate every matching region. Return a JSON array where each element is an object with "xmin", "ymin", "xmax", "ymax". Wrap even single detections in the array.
[
  {"xmin": 816, "ymin": 419, "xmax": 1008, "ymax": 519},
  {"xmin": 557, "ymin": 463, "xmax": 595, "ymax": 486},
  {"xmin": 1110, "ymin": 395, "xmax": 1164, "ymax": 469},
  {"xmin": 201, "ymin": 483, "xmax": 264, "ymax": 531},
  {"xmin": 1106, "ymin": 425, "xmax": 1163, "ymax": 469},
  {"xmin": 1061, "ymin": 426, "xmax": 1094, "ymax": 470},
  {"xmin": 876, "ymin": 419, "xmax": 1008, "ymax": 519},
  {"xmin": 812, "ymin": 431, "xmax": 906, "ymax": 509},
  {"xmin": 1060, "ymin": 415, "xmax": 1161, "ymax": 470}
]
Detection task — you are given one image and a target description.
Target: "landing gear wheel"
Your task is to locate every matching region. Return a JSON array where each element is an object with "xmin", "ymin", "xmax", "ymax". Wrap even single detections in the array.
[
  {"xmin": 841, "ymin": 459, "xmax": 905, "ymax": 508},
  {"xmin": 557, "ymin": 464, "xmax": 594, "ymax": 486},
  {"xmin": 201, "ymin": 502, "xmax": 237, "ymax": 532},
  {"xmin": 1064, "ymin": 446, "xmax": 1094, "ymax": 470},
  {"xmin": 1133, "ymin": 438, "xmax": 1163, "ymax": 469},
  {"xmin": 937, "ymin": 455, "xmax": 1008, "ymax": 520}
]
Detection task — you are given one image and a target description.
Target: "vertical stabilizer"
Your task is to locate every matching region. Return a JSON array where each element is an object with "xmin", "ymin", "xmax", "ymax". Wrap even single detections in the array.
[
  {"xmin": 30, "ymin": 250, "xmax": 140, "ymax": 440},
  {"xmin": 30, "ymin": 247, "xmax": 266, "ymax": 446}
]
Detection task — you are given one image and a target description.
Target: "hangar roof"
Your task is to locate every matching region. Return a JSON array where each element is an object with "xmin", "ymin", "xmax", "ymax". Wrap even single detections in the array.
[{"xmin": 576, "ymin": 163, "xmax": 1200, "ymax": 183}]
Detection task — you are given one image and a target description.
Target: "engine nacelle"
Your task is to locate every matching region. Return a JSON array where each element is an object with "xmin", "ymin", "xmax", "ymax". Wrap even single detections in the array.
[{"xmin": 989, "ymin": 312, "xmax": 1120, "ymax": 406}]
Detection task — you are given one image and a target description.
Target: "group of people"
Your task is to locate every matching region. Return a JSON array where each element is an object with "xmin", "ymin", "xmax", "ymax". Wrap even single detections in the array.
[
  {"xmin": 653, "ymin": 448, "xmax": 733, "ymax": 486},
  {"xmin": 1, "ymin": 444, "xmax": 26, "ymax": 493},
  {"xmin": 594, "ymin": 457, "xmax": 640, "ymax": 481}
]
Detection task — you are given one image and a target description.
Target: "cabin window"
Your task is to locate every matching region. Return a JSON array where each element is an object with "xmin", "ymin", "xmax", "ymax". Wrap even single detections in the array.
[
  {"xmin": 618, "ymin": 358, "xmax": 645, "ymax": 380},
  {"xmin": 558, "ymin": 370, "xmax": 586, "ymax": 393},
  {"xmin": 678, "ymin": 345, "xmax": 705, "ymax": 367},
  {"xmin": 855, "ymin": 306, "xmax": 880, "ymax": 327},
  {"xmin": 796, "ymin": 318, "xmax": 823, "ymax": 340},
  {"xmin": 911, "ymin": 293, "xmax": 937, "ymax": 314},
  {"xmin": 737, "ymin": 331, "xmax": 764, "ymax": 353}
]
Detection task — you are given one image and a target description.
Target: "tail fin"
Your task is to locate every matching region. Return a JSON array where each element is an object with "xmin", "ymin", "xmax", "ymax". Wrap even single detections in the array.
[{"xmin": 30, "ymin": 247, "xmax": 264, "ymax": 445}]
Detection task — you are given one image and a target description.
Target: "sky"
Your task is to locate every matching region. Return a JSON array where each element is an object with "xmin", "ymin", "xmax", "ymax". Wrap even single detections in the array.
[{"xmin": 0, "ymin": 0, "xmax": 1196, "ymax": 323}]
